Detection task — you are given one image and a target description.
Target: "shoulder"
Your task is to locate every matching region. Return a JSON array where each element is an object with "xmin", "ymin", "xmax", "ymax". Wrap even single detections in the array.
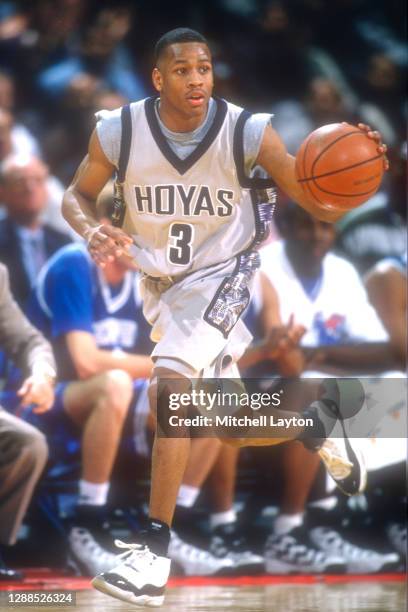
[
  {"xmin": 44, "ymin": 243, "xmax": 92, "ymax": 280},
  {"xmin": 324, "ymin": 252, "xmax": 360, "ymax": 280}
]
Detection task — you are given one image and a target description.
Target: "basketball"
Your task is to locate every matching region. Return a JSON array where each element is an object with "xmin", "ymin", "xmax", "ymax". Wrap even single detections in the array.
[{"xmin": 295, "ymin": 123, "xmax": 384, "ymax": 210}]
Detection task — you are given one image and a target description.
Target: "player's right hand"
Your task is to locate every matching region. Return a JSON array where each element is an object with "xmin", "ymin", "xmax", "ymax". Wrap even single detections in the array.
[{"xmin": 84, "ymin": 224, "xmax": 133, "ymax": 267}]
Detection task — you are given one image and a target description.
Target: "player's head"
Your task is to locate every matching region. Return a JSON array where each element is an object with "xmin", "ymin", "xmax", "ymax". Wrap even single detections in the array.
[
  {"xmin": 276, "ymin": 202, "xmax": 335, "ymax": 273},
  {"xmin": 152, "ymin": 28, "xmax": 213, "ymax": 119}
]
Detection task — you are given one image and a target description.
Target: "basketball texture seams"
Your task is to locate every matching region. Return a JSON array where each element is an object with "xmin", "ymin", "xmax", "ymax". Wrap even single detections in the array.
[{"xmin": 295, "ymin": 123, "xmax": 384, "ymax": 210}]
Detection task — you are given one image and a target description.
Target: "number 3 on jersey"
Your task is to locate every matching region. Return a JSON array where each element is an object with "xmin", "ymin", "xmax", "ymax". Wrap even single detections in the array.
[{"xmin": 167, "ymin": 223, "xmax": 194, "ymax": 266}]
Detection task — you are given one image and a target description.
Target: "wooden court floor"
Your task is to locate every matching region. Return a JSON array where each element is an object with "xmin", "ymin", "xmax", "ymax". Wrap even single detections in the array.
[{"xmin": 0, "ymin": 575, "xmax": 406, "ymax": 612}]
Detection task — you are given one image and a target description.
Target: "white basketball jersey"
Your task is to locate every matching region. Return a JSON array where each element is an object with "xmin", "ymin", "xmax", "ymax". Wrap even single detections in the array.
[{"xmin": 118, "ymin": 97, "xmax": 274, "ymax": 277}]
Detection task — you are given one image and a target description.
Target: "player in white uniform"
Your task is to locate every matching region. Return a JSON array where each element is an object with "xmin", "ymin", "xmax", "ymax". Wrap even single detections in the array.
[{"xmin": 62, "ymin": 28, "xmax": 388, "ymax": 608}]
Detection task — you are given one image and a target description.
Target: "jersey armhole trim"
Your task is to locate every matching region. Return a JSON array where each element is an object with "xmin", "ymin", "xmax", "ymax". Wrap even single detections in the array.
[{"xmin": 233, "ymin": 110, "xmax": 276, "ymax": 189}]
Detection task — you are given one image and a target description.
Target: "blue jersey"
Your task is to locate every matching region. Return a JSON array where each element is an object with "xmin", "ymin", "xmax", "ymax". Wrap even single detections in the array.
[{"xmin": 27, "ymin": 244, "xmax": 154, "ymax": 380}]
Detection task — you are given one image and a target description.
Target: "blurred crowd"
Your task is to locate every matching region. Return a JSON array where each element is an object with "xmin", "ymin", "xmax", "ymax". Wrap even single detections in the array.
[{"xmin": 0, "ymin": 0, "xmax": 406, "ymax": 581}]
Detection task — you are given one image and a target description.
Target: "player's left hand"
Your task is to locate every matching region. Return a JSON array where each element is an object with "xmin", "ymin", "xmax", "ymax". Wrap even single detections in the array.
[
  {"xmin": 17, "ymin": 374, "xmax": 55, "ymax": 414},
  {"xmin": 356, "ymin": 123, "xmax": 389, "ymax": 171}
]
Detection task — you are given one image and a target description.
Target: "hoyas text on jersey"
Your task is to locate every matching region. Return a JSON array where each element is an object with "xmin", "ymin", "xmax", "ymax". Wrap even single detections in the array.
[{"xmin": 134, "ymin": 184, "xmax": 234, "ymax": 216}]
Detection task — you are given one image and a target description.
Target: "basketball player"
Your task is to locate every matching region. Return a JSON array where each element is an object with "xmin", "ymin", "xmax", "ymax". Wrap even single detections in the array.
[{"xmin": 61, "ymin": 28, "xmax": 388, "ymax": 607}]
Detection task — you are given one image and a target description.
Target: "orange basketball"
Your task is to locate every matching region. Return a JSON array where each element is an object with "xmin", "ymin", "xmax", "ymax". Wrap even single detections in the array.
[{"xmin": 295, "ymin": 123, "xmax": 384, "ymax": 210}]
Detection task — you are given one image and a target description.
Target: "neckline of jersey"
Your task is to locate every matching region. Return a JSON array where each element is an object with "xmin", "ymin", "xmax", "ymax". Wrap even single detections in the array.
[{"xmin": 144, "ymin": 95, "xmax": 228, "ymax": 175}]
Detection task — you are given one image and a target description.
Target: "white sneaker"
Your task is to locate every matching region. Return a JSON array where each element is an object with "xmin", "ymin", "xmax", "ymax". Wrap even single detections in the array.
[
  {"xmin": 168, "ymin": 531, "xmax": 234, "ymax": 576},
  {"xmin": 210, "ymin": 524, "xmax": 264, "ymax": 572},
  {"xmin": 310, "ymin": 527, "xmax": 400, "ymax": 573},
  {"xmin": 318, "ymin": 437, "xmax": 367, "ymax": 496},
  {"xmin": 264, "ymin": 527, "xmax": 345, "ymax": 574},
  {"xmin": 67, "ymin": 527, "xmax": 119, "ymax": 576},
  {"xmin": 92, "ymin": 540, "xmax": 171, "ymax": 608}
]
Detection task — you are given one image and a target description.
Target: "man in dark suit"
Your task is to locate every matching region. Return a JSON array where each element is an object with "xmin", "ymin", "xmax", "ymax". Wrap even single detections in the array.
[
  {"xmin": 0, "ymin": 262, "xmax": 56, "ymax": 579},
  {"xmin": 0, "ymin": 154, "xmax": 72, "ymax": 307}
]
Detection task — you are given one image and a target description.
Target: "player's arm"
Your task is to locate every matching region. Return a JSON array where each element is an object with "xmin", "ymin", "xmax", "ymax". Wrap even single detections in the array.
[
  {"xmin": 65, "ymin": 330, "xmax": 153, "ymax": 380},
  {"xmin": 365, "ymin": 266, "xmax": 407, "ymax": 368},
  {"xmin": 256, "ymin": 123, "xmax": 388, "ymax": 223},
  {"xmin": 302, "ymin": 342, "xmax": 397, "ymax": 374},
  {"xmin": 62, "ymin": 130, "xmax": 133, "ymax": 266},
  {"xmin": 238, "ymin": 273, "xmax": 305, "ymax": 375}
]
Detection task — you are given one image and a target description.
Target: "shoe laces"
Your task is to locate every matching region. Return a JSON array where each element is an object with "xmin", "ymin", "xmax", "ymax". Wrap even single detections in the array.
[
  {"xmin": 114, "ymin": 540, "xmax": 156, "ymax": 568},
  {"xmin": 319, "ymin": 439, "xmax": 352, "ymax": 479}
]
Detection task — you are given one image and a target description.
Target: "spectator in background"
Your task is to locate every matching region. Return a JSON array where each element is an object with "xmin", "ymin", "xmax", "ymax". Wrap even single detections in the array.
[
  {"xmin": 0, "ymin": 0, "xmax": 85, "ymax": 112},
  {"xmin": 27, "ymin": 191, "xmax": 153, "ymax": 576},
  {"xmin": 0, "ymin": 110, "xmax": 76, "ymax": 237},
  {"xmin": 0, "ymin": 73, "xmax": 41, "ymax": 157},
  {"xmin": 37, "ymin": 6, "xmax": 147, "ymax": 105},
  {"xmin": 365, "ymin": 254, "xmax": 407, "ymax": 372},
  {"xmin": 261, "ymin": 203, "xmax": 395, "ymax": 375},
  {"xmin": 335, "ymin": 142, "xmax": 407, "ymax": 274},
  {"xmin": 271, "ymin": 76, "xmax": 395, "ymax": 157},
  {"xmin": 246, "ymin": 203, "xmax": 399, "ymax": 574},
  {"xmin": 0, "ymin": 154, "xmax": 72, "ymax": 307},
  {"xmin": 0, "ymin": 262, "xmax": 55, "ymax": 580},
  {"xmin": 43, "ymin": 84, "xmax": 128, "ymax": 186}
]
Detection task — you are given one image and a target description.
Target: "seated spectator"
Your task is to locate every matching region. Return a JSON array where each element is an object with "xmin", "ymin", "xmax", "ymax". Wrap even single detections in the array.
[
  {"xmin": 243, "ymin": 204, "xmax": 400, "ymax": 574},
  {"xmin": 26, "ymin": 198, "xmax": 154, "ymax": 576},
  {"xmin": 261, "ymin": 203, "xmax": 395, "ymax": 375},
  {"xmin": 0, "ymin": 262, "xmax": 55, "ymax": 580},
  {"xmin": 0, "ymin": 154, "xmax": 72, "ymax": 307}
]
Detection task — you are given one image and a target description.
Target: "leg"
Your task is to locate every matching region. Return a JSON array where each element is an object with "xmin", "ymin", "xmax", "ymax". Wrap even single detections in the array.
[
  {"xmin": 63, "ymin": 371, "xmax": 133, "ymax": 576},
  {"xmin": 279, "ymin": 441, "xmax": 320, "ymax": 517},
  {"xmin": 207, "ymin": 443, "xmax": 238, "ymax": 514},
  {"xmin": 0, "ymin": 408, "xmax": 48, "ymax": 546},
  {"xmin": 63, "ymin": 370, "xmax": 133, "ymax": 485},
  {"xmin": 148, "ymin": 366, "xmax": 192, "ymax": 527}
]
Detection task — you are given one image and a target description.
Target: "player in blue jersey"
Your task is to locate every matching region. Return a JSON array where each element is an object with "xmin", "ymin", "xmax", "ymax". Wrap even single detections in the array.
[
  {"xmin": 61, "ymin": 28, "xmax": 389, "ymax": 607},
  {"xmin": 27, "ymin": 193, "xmax": 154, "ymax": 576}
]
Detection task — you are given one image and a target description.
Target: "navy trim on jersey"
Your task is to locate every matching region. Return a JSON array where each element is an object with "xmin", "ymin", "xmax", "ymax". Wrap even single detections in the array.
[
  {"xmin": 118, "ymin": 104, "xmax": 132, "ymax": 181},
  {"xmin": 233, "ymin": 110, "xmax": 276, "ymax": 189},
  {"xmin": 144, "ymin": 96, "xmax": 228, "ymax": 175},
  {"xmin": 203, "ymin": 251, "xmax": 260, "ymax": 338},
  {"xmin": 112, "ymin": 104, "xmax": 132, "ymax": 228}
]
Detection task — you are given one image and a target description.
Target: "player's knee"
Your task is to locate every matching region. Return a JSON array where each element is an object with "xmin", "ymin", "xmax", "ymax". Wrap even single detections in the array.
[{"xmin": 102, "ymin": 369, "xmax": 133, "ymax": 416}]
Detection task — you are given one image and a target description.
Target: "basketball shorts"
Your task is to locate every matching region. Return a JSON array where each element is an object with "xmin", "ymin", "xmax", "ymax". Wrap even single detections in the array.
[{"xmin": 140, "ymin": 252, "xmax": 260, "ymax": 376}]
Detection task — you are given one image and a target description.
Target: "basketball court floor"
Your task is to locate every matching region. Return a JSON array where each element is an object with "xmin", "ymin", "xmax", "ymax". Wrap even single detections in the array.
[{"xmin": 0, "ymin": 571, "xmax": 405, "ymax": 612}]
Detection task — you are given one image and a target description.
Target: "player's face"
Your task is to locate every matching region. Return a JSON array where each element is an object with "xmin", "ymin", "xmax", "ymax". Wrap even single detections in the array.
[
  {"xmin": 152, "ymin": 42, "xmax": 213, "ymax": 121},
  {"xmin": 286, "ymin": 209, "xmax": 335, "ymax": 269},
  {"xmin": 2, "ymin": 160, "xmax": 49, "ymax": 218}
]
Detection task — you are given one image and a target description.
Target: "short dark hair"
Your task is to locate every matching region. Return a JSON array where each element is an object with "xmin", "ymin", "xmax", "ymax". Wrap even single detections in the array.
[{"xmin": 154, "ymin": 28, "xmax": 208, "ymax": 64}]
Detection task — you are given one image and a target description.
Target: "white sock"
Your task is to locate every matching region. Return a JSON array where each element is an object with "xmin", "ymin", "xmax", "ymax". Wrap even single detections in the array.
[
  {"xmin": 176, "ymin": 484, "xmax": 200, "ymax": 508},
  {"xmin": 274, "ymin": 512, "xmax": 303, "ymax": 535},
  {"xmin": 78, "ymin": 480, "xmax": 109, "ymax": 506},
  {"xmin": 309, "ymin": 496, "xmax": 338, "ymax": 511},
  {"xmin": 210, "ymin": 509, "xmax": 237, "ymax": 530}
]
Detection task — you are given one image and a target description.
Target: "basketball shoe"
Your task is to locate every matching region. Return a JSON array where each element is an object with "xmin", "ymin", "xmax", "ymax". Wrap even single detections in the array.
[
  {"xmin": 264, "ymin": 526, "xmax": 346, "ymax": 574},
  {"xmin": 309, "ymin": 398, "xmax": 367, "ymax": 496},
  {"xmin": 67, "ymin": 525, "xmax": 119, "ymax": 576},
  {"xmin": 309, "ymin": 526, "xmax": 400, "ymax": 573},
  {"xmin": 92, "ymin": 539, "xmax": 171, "ymax": 607},
  {"xmin": 209, "ymin": 523, "xmax": 264, "ymax": 573},
  {"xmin": 168, "ymin": 531, "xmax": 234, "ymax": 575}
]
